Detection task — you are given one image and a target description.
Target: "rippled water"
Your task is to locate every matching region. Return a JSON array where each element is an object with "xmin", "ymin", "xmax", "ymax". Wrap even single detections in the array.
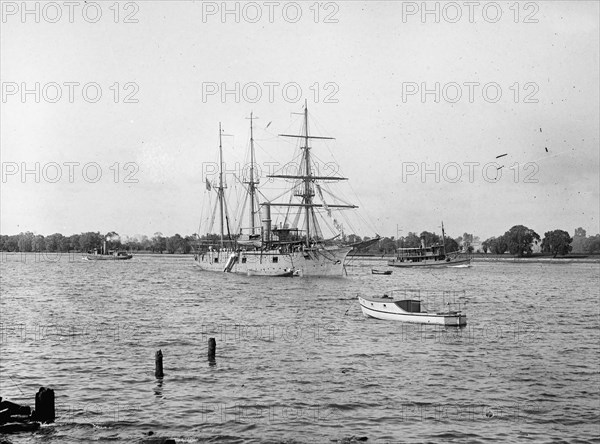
[{"xmin": 1, "ymin": 254, "xmax": 599, "ymax": 443}]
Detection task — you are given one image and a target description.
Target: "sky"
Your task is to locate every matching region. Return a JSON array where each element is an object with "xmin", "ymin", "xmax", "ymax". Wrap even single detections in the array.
[{"xmin": 1, "ymin": 1, "xmax": 599, "ymax": 241}]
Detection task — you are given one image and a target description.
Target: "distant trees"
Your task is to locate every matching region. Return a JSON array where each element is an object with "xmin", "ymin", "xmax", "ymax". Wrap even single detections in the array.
[
  {"xmin": 0, "ymin": 231, "xmax": 202, "ymax": 254},
  {"xmin": 483, "ymin": 236, "xmax": 508, "ymax": 254},
  {"xmin": 183, "ymin": 235, "xmax": 196, "ymax": 253},
  {"xmin": 461, "ymin": 233, "xmax": 474, "ymax": 253},
  {"xmin": 444, "ymin": 236, "xmax": 460, "ymax": 253},
  {"xmin": 2, "ymin": 226, "xmax": 599, "ymax": 256},
  {"xmin": 123, "ymin": 235, "xmax": 151, "ymax": 252},
  {"xmin": 79, "ymin": 232, "xmax": 103, "ymax": 252},
  {"xmin": 32, "ymin": 234, "xmax": 45, "ymax": 252},
  {"xmin": 45, "ymin": 233, "xmax": 68, "ymax": 252},
  {"xmin": 588, "ymin": 235, "xmax": 600, "ymax": 254},
  {"xmin": 360, "ymin": 227, "xmax": 600, "ymax": 257},
  {"xmin": 503, "ymin": 225, "xmax": 540, "ymax": 257},
  {"xmin": 481, "ymin": 240, "xmax": 489, "ymax": 253},
  {"xmin": 541, "ymin": 230, "xmax": 573, "ymax": 257},
  {"xmin": 105, "ymin": 231, "xmax": 122, "ymax": 250},
  {"xmin": 0, "ymin": 235, "xmax": 18, "ymax": 252},
  {"xmin": 420, "ymin": 231, "xmax": 440, "ymax": 247},
  {"xmin": 166, "ymin": 234, "xmax": 184, "ymax": 254},
  {"xmin": 402, "ymin": 232, "xmax": 421, "ymax": 248},
  {"xmin": 17, "ymin": 232, "xmax": 34, "ymax": 252},
  {"xmin": 482, "ymin": 225, "xmax": 584, "ymax": 257},
  {"xmin": 151, "ymin": 232, "xmax": 166, "ymax": 253},
  {"xmin": 378, "ymin": 237, "xmax": 396, "ymax": 254},
  {"xmin": 66, "ymin": 234, "xmax": 78, "ymax": 251}
]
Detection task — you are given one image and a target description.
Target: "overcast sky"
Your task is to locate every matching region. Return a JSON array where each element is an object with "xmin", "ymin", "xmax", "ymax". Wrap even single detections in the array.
[{"xmin": 1, "ymin": 1, "xmax": 598, "ymax": 240}]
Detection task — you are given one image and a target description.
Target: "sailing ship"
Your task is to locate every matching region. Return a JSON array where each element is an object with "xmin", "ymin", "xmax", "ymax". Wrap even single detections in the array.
[
  {"xmin": 387, "ymin": 223, "xmax": 471, "ymax": 268},
  {"xmin": 194, "ymin": 104, "xmax": 374, "ymax": 277}
]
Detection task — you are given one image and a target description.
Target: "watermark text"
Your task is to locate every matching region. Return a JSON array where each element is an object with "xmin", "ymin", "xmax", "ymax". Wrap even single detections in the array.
[
  {"xmin": 2, "ymin": 82, "xmax": 140, "ymax": 104},
  {"xmin": 401, "ymin": 1, "xmax": 539, "ymax": 24},
  {"xmin": 201, "ymin": 2, "xmax": 339, "ymax": 24},
  {"xmin": 401, "ymin": 82, "xmax": 539, "ymax": 104},
  {"xmin": 2, "ymin": 162, "xmax": 140, "ymax": 184},
  {"xmin": 1, "ymin": 1, "xmax": 139, "ymax": 24},
  {"xmin": 202, "ymin": 81, "xmax": 339, "ymax": 104},
  {"xmin": 401, "ymin": 162, "xmax": 539, "ymax": 183}
]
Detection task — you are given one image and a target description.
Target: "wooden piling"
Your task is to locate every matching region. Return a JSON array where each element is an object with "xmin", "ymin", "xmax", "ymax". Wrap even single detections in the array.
[
  {"xmin": 33, "ymin": 387, "xmax": 55, "ymax": 423},
  {"xmin": 208, "ymin": 338, "xmax": 216, "ymax": 360},
  {"xmin": 155, "ymin": 350, "xmax": 164, "ymax": 378}
]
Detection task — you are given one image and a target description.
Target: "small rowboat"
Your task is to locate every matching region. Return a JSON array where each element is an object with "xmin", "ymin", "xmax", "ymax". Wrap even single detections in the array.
[
  {"xmin": 358, "ymin": 294, "xmax": 466, "ymax": 326},
  {"xmin": 372, "ymin": 269, "xmax": 392, "ymax": 275}
]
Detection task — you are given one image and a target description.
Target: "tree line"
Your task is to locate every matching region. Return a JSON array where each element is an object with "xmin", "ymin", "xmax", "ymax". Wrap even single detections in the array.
[
  {"xmin": 0, "ymin": 232, "xmax": 197, "ymax": 254},
  {"xmin": 481, "ymin": 226, "xmax": 600, "ymax": 257},
  {"xmin": 1, "ymin": 226, "xmax": 598, "ymax": 256}
]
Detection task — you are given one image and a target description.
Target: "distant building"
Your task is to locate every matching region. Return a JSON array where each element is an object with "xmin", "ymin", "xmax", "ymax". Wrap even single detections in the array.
[{"xmin": 470, "ymin": 240, "xmax": 482, "ymax": 253}]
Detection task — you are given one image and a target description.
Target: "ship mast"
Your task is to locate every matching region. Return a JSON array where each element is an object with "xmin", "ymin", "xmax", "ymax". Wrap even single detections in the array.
[
  {"xmin": 245, "ymin": 112, "xmax": 259, "ymax": 235},
  {"xmin": 268, "ymin": 102, "xmax": 358, "ymax": 246},
  {"xmin": 302, "ymin": 104, "xmax": 312, "ymax": 245},
  {"xmin": 218, "ymin": 122, "xmax": 225, "ymax": 247},
  {"xmin": 441, "ymin": 221, "xmax": 447, "ymax": 256}
]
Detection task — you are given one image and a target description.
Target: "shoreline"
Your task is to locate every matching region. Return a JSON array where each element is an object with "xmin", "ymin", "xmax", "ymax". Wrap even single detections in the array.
[
  {"xmin": 347, "ymin": 253, "xmax": 600, "ymax": 264},
  {"xmin": 2, "ymin": 251, "xmax": 599, "ymax": 264}
]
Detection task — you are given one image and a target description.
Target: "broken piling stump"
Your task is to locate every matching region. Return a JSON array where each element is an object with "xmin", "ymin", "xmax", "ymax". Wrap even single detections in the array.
[
  {"xmin": 0, "ymin": 392, "xmax": 44, "ymax": 434},
  {"xmin": 208, "ymin": 337, "xmax": 216, "ymax": 361},
  {"xmin": 32, "ymin": 387, "xmax": 55, "ymax": 423},
  {"xmin": 155, "ymin": 350, "xmax": 164, "ymax": 378}
]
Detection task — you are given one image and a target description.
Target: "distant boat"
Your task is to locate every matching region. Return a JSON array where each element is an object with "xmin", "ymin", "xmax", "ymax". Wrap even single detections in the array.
[
  {"xmin": 85, "ymin": 239, "xmax": 132, "ymax": 261},
  {"xmin": 388, "ymin": 222, "xmax": 471, "ymax": 268},
  {"xmin": 85, "ymin": 251, "xmax": 132, "ymax": 261},
  {"xmin": 358, "ymin": 292, "xmax": 466, "ymax": 326},
  {"xmin": 371, "ymin": 269, "xmax": 392, "ymax": 275}
]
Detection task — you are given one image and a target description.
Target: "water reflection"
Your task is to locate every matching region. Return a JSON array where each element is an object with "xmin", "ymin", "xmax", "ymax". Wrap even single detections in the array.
[{"xmin": 153, "ymin": 378, "xmax": 163, "ymax": 398}]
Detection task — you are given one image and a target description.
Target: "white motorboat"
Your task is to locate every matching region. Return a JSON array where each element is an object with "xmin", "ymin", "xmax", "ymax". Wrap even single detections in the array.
[{"xmin": 358, "ymin": 291, "xmax": 467, "ymax": 326}]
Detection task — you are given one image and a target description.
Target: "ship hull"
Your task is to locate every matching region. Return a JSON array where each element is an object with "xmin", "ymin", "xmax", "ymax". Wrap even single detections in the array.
[
  {"xmin": 194, "ymin": 246, "xmax": 351, "ymax": 277},
  {"xmin": 85, "ymin": 254, "xmax": 132, "ymax": 261}
]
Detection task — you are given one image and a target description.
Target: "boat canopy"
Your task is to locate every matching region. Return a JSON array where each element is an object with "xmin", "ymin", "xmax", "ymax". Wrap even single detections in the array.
[{"xmin": 396, "ymin": 300, "xmax": 421, "ymax": 313}]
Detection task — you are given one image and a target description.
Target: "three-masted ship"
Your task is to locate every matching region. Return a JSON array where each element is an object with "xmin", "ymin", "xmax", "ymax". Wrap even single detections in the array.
[{"xmin": 194, "ymin": 104, "xmax": 363, "ymax": 277}]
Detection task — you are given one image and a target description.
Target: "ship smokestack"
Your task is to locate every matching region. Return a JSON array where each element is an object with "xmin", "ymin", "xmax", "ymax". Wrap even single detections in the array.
[{"xmin": 261, "ymin": 203, "xmax": 271, "ymax": 243}]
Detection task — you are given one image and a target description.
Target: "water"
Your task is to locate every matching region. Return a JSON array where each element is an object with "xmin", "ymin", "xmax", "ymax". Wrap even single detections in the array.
[{"xmin": 1, "ymin": 254, "xmax": 599, "ymax": 443}]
